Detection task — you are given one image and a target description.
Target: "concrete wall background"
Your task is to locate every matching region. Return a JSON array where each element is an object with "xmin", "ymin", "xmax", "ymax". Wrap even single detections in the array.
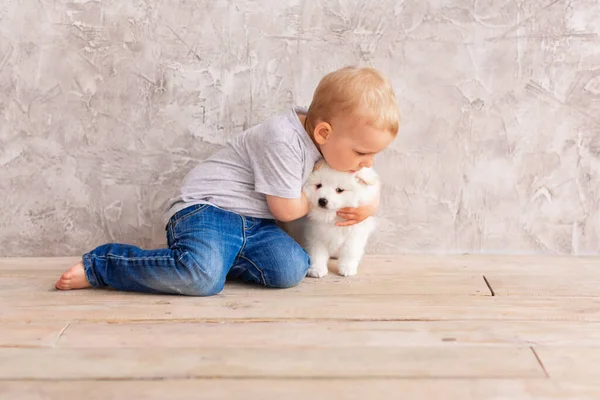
[{"xmin": 1, "ymin": 0, "xmax": 599, "ymax": 256}]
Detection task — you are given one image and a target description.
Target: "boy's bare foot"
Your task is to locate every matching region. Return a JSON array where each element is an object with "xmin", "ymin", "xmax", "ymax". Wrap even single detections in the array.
[{"xmin": 55, "ymin": 261, "xmax": 92, "ymax": 290}]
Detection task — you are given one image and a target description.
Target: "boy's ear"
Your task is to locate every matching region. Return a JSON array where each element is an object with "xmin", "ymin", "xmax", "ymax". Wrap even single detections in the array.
[
  {"xmin": 355, "ymin": 167, "xmax": 379, "ymax": 186},
  {"xmin": 313, "ymin": 121, "xmax": 332, "ymax": 145}
]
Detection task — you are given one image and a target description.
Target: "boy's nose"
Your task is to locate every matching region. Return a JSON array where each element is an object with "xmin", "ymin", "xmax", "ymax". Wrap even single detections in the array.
[{"xmin": 360, "ymin": 160, "xmax": 373, "ymax": 168}]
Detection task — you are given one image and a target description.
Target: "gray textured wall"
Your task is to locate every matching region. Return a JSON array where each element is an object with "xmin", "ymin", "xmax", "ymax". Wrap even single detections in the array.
[{"xmin": 1, "ymin": 0, "xmax": 599, "ymax": 257}]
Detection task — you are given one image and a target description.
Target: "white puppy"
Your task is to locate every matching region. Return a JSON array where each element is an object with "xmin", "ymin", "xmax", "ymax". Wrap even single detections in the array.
[{"xmin": 285, "ymin": 161, "xmax": 379, "ymax": 278}]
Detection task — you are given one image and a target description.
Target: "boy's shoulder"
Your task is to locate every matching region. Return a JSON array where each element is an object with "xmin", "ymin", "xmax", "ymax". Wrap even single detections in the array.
[{"xmin": 245, "ymin": 106, "xmax": 310, "ymax": 147}]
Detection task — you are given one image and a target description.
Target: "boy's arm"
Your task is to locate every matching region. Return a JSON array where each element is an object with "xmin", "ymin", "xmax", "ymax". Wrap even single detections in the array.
[
  {"xmin": 266, "ymin": 192, "xmax": 310, "ymax": 222},
  {"xmin": 248, "ymin": 133, "xmax": 310, "ymax": 222}
]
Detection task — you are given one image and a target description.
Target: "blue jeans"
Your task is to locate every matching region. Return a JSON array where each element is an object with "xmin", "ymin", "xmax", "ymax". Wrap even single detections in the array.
[{"xmin": 82, "ymin": 204, "xmax": 310, "ymax": 296}]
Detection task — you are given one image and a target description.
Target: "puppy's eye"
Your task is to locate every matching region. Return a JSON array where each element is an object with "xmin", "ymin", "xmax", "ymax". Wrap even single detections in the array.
[
  {"xmin": 336, "ymin": 188, "xmax": 345, "ymax": 193},
  {"xmin": 316, "ymin": 183, "xmax": 322, "ymax": 189}
]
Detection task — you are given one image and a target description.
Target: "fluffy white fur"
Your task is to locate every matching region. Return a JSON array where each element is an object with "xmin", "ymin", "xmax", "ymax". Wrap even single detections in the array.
[{"xmin": 284, "ymin": 161, "xmax": 379, "ymax": 278}]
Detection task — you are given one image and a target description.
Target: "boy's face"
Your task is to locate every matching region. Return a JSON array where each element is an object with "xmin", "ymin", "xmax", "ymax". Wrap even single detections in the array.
[{"xmin": 314, "ymin": 114, "xmax": 395, "ymax": 173}]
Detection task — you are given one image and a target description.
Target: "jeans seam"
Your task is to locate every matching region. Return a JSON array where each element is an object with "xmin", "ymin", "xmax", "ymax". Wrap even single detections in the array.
[
  {"xmin": 244, "ymin": 217, "xmax": 256, "ymax": 230},
  {"xmin": 98, "ymin": 252, "xmax": 187, "ymax": 274},
  {"xmin": 176, "ymin": 250, "xmax": 188, "ymax": 263},
  {"xmin": 171, "ymin": 204, "xmax": 210, "ymax": 229},
  {"xmin": 238, "ymin": 255, "xmax": 266, "ymax": 286},
  {"xmin": 233, "ymin": 214, "xmax": 247, "ymax": 267},
  {"xmin": 105, "ymin": 253, "xmax": 174, "ymax": 261},
  {"xmin": 168, "ymin": 221, "xmax": 175, "ymax": 247},
  {"xmin": 167, "ymin": 217, "xmax": 185, "ymax": 258}
]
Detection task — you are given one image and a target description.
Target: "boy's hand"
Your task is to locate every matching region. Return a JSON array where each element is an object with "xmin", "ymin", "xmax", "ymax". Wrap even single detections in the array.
[
  {"xmin": 336, "ymin": 203, "xmax": 377, "ymax": 226},
  {"xmin": 336, "ymin": 190, "xmax": 380, "ymax": 227}
]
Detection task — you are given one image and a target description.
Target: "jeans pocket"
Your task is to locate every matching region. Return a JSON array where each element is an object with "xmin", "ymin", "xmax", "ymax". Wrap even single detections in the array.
[{"xmin": 171, "ymin": 204, "xmax": 211, "ymax": 228}]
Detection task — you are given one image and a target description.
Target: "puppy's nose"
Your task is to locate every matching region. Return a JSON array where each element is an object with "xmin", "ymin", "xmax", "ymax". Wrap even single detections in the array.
[{"xmin": 318, "ymin": 198, "xmax": 328, "ymax": 208}]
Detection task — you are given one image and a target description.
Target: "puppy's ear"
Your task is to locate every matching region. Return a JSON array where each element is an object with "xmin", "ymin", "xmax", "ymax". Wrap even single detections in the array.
[
  {"xmin": 313, "ymin": 159, "xmax": 324, "ymax": 172},
  {"xmin": 355, "ymin": 167, "xmax": 379, "ymax": 186}
]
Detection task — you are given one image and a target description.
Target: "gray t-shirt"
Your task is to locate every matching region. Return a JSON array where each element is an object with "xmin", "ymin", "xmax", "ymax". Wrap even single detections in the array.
[{"xmin": 163, "ymin": 106, "xmax": 322, "ymax": 223}]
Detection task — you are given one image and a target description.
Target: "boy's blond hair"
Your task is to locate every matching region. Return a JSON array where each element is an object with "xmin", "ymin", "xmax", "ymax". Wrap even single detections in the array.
[{"xmin": 307, "ymin": 66, "xmax": 400, "ymax": 136}]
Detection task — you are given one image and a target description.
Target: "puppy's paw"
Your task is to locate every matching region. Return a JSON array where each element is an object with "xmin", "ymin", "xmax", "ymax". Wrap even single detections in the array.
[
  {"xmin": 307, "ymin": 265, "xmax": 328, "ymax": 278},
  {"xmin": 338, "ymin": 263, "xmax": 358, "ymax": 277}
]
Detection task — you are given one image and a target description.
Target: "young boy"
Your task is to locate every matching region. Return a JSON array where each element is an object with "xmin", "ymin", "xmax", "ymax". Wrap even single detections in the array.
[{"xmin": 55, "ymin": 66, "xmax": 400, "ymax": 296}]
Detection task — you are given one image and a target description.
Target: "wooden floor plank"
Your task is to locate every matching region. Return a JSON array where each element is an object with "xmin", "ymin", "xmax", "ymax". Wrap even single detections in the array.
[
  {"xmin": 0, "ymin": 256, "xmax": 491, "ymax": 296},
  {"xmin": 460, "ymin": 255, "xmax": 600, "ymax": 298},
  {"xmin": 49, "ymin": 320, "xmax": 600, "ymax": 348},
  {"xmin": 0, "ymin": 273, "xmax": 489, "ymax": 297},
  {"xmin": 0, "ymin": 322, "xmax": 70, "ymax": 348},
  {"xmin": 535, "ymin": 347, "xmax": 600, "ymax": 378},
  {"xmin": 5, "ymin": 320, "xmax": 600, "ymax": 349},
  {"xmin": 483, "ymin": 272, "xmax": 600, "ymax": 297},
  {"xmin": 480, "ymin": 260, "xmax": 600, "ymax": 297},
  {"xmin": 0, "ymin": 347, "xmax": 543, "ymax": 380},
  {"xmin": 0, "ymin": 257, "xmax": 80, "ymax": 270},
  {"xmin": 2, "ymin": 379, "xmax": 600, "ymax": 400},
  {"xmin": 2, "ymin": 292, "xmax": 600, "ymax": 322}
]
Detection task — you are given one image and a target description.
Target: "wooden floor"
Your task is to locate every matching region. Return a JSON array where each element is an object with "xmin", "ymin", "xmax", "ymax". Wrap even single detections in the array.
[{"xmin": 2, "ymin": 255, "xmax": 600, "ymax": 399}]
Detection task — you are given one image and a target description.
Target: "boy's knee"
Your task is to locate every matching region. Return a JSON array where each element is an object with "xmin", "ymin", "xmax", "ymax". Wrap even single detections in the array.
[
  {"xmin": 175, "ymin": 252, "xmax": 225, "ymax": 296},
  {"xmin": 269, "ymin": 246, "xmax": 310, "ymax": 289},
  {"xmin": 180, "ymin": 278, "xmax": 224, "ymax": 296}
]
